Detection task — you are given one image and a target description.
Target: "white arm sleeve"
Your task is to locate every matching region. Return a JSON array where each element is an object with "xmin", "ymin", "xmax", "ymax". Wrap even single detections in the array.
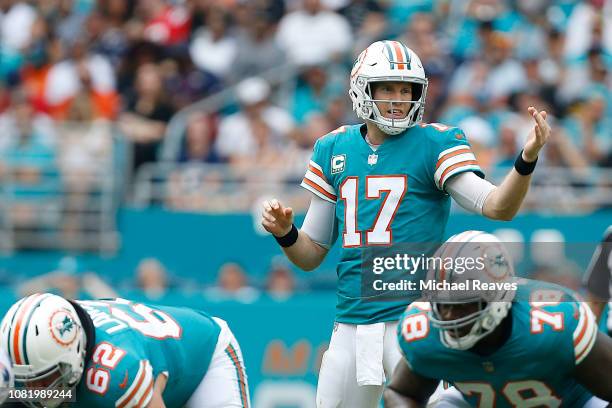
[
  {"xmin": 300, "ymin": 195, "xmax": 337, "ymax": 249},
  {"xmin": 445, "ymin": 172, "xmax": 497, "ymax": 215}
]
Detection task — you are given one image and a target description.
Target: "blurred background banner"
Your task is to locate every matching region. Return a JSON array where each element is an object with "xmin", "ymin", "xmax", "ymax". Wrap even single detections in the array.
[{"xmin": 0, "ymin": 0, "xmax": 610, "ymax": 406}]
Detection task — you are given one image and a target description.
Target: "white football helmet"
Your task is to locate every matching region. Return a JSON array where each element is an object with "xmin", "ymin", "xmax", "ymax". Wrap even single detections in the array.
[
  {"xmin": 0, "ymin": 294, "xmax": 87, "ymax": 408},
  {"xmin": 349, "ymin": 40, "xmax": 428, "ymax": 135},
  {"xmin": 0, "ymin": 347, "xmax": 14, "ymax": 405},
  {"xmin": 423, "ymin": 231, "xmax": 516, "ymax": 350}
]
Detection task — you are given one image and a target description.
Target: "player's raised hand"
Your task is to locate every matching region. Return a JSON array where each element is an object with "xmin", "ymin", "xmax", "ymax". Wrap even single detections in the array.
[
  {"xmin": 523, "ymin": 106, "xmax": 552, "ymax": 162},
  {"xmin": 262, "ymin": 198, "xmax": 294, "ymax": 237}
]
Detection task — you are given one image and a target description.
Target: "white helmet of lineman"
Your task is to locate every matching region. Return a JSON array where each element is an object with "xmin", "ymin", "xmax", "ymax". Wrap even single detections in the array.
[
  {"xmin": 423, "ymin": 231, "xmax": 516, "ymax": 350},
  {"xmin": 349, "ymin": 40, "xmax": 428, "ymax": 135},
  {"xmin": 0, "ymin": 293, "xmax": 87, "ymax": 407},
  {"xmin": 0, "ymin": 347, "xmax": 14, "ymax": 405}
]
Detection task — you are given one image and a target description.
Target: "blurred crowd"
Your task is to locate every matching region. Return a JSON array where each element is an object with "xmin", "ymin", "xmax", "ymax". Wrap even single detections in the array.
[
  {"xmin": 13, "ymin": 254, "xmax": 304, "ymax": 302},
  {"xmin": 0, "ymin": 0, "xmax": 610, "ymax": 226}
]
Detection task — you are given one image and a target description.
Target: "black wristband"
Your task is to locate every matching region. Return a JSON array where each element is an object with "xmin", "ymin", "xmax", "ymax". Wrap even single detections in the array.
[
  {"xmin": 514, "ymin": 150, "xmax": 538, "ymax": 176},
  {"xmin": 275, "ymin": 224, "xmax": 298, "ymax": 247}
]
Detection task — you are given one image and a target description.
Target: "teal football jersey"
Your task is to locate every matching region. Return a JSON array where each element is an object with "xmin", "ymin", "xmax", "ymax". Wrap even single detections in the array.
[
  {"xmin": 397, "ymin": 280, "xmax": 599, "ymax": 407},
  {"xmin": 74, "ymin": 299, "xmax": 221, "ymax": 408},
  {"xmin": 301, "ymin": 123, "xmax": 484, "ymax": 324}
]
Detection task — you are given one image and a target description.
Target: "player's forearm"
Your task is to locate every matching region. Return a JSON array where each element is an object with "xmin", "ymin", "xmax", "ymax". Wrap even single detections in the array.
[
  {"xmin": 482, "ymin": 169, "xmax": 531, "ymax": 221},
  {"xmin": 281, "ymin": 230, "xmax": 328, "ymax": 271},
  {"xmin": 383, "ymin": 388, "xmax": 425, "ymax": 408},
  {"xmin": 146, "ymin": 374, "xmax": 168, "ymax": 408}
]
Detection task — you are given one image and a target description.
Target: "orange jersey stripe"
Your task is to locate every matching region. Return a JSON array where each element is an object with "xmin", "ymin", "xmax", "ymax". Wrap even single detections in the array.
[
  {"xmin": 439, "ymin": 160, "xmax": 479, "ymax": 186},
  {"xmin": 136, "ymin": 379, "xmax": 153, "ymax": 408},
  {"xmin": 117, "ymin": 363, "xmax": 147, "ymax": 408},
  {"xmin": 308, "ymin": 165, "xmax": 325, "ymax": 181},
  {"xmin": 573, "ymin": 311, "xmax": 589, "ymax": 347},
  {"xmin": 435, "ymin": 148, "xmax": 472, "ymax": 170},
  {"xmin": 12, "ymin": 295, "xmax": 39, "ymax": 364},
  {"xmin": 227, "ymin": 345, "xmax": 249, "ymax": 408},
  {"xmin": 303, "ymin": 178, "xmax": 337, "ymax": 201},
  {"xmin": 392, "ymin": 42, "xmax": 405, "ymax": 70},
  {"xmin": 575, "ymin": 330, "xmax": 595, "ymax": 362}
]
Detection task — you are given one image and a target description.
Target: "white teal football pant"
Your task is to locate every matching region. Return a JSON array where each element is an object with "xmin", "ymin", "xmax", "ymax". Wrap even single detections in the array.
[
  {"xmin": 186, "ymin": 317, "xmax": 250, "ymax": 408},
  {"xmin": 316, "ymin": 321, "xmax": 402, "ymax": 408}
]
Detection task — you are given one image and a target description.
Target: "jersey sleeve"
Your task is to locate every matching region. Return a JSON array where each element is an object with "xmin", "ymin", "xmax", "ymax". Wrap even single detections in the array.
[
  {"xmin": 571, "ymin": 300, "xmax": 598, "ymax": 366},
  {"xmin": 533, "ymin": 289, "xmax": 598, "ymax": 368},
  {"xmin": 432, "ymin": 127, "xmax": 484, "ymax": 191},
  {"xmin": 300, "ymin": 138, "xmax": 337, "ymax": 203}
]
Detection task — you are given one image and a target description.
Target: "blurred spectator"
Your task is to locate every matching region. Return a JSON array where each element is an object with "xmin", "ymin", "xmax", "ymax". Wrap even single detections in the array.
[
  {"xmin": 0, "ymin": 0, "xmax": 37, "ymax": 53},
  {"xmin": 493, "ymin": 117, "xmax": 522, "ymax": 167},
  {"xmin": 458, "ymin": 116, "xmax": 496, "ymax": 170},
  {"xmin": 17, "ymin": 256, "xmax": 117, "ymax": 299},
  {"xmin": 52, "ymin": 0, "xmax": 88, "ymax": 47},
  {"xmin": 162, "ymin": 55, "xmax": 221, "ymax": 110},
  {"xmin": 449, "ymin": 30, "xmax": 527, "ymax": 108},
  {"xmin": 189, "ymin": 6, "xmax": 236, "ymax": 81},
  {"xmin": 275, "ymin": 0, "xmax": 352, "ymax": 65},
  {"xmin": 214, "ymin": 77, "xmax": 295, "ymax": 167},
  {"xmin": 266, "ymin": 261, "xmax": 296, "ymax": 299},
  {"xmin": 136, "ymin": 257, "xmax": 168, "ymax": 299},
  {"xmin": 339, "ymin": 0, "xmax": 386, "ymax": 54},
  {"xmin": 205, "ymin": 262, "xmax": 260, "ymax": 302},
  {"xmin": 140, "ymin": 0, "xmax": 191, "ymax": 46},
  {"xmin": 87, "ymin": 3, "xmax": 132, "ymax": 69},
  {"xmin": 562, "ymin": 91, "xmax": 612, "ymax": 165},
  {"xmin": 119, "ymin": 63, "xmax": 174, "ymax": 173},
  {"xmin": 178, "ymin": 113, "xmax": 220, "ymax": 163},
  {"xmin": 0, "ymin": 89, "xmax": 58, "ymax": 236},
  {"xmin": 57, "ymin": 118, "xmax": 112, "ymax": 249},
  {"xmin": 231, "ymin": 2, "xmax": 286, "ymax": 82},
  {"xmin": 291, "ymin": 63, "xmax": 344, "ymax": 124},
  {"xmin": 44, "ymin": 38, "xmax": 117, "ymax": 119},
  {"xmin": 564, "ymin": 0, "xmax": 612, "ymax": 60}
]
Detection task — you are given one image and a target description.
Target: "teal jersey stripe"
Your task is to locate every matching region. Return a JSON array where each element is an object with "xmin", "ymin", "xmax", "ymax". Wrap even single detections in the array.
[
  {"xmin": 21, "ymin": 295, "xmax": 51, "ymax": 364},
  {"xmin": 5, "ymin": 298, "xmax": 25, "ymax": 363},
  {"xmin": 384, "ymin": 41, "xmax": 395, "ymax": 70},
  {"xmin": 401, "ymin": 43, "xmax": 412, "ymax": 69}
]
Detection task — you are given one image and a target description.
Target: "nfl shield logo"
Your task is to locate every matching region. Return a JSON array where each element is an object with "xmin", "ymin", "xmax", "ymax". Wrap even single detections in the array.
[{"xmin": 368, "ymin": 154, "xmax": 378, "ymax": 165}]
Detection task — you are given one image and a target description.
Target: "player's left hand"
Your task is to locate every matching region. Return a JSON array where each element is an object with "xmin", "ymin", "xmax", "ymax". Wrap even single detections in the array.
[{"xmin": 522, "ymin": 107, "xmax": 551, "ymax": 162}]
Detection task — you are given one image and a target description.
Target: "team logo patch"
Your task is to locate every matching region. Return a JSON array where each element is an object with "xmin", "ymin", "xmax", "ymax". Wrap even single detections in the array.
[
  {"xmin": 368, "ymin": 154, "xmax": 378, "ymax": 165},
  {"xmin": 331, "ymin": 154, "xmax": 346, "ymax": 174},
  {"xmin": 49, "ymin": 310, "xmax": 78, "ymax": 347},
  {"xmin": 481, "ymin": 245, "xmax": 510, "ymax": 281}
]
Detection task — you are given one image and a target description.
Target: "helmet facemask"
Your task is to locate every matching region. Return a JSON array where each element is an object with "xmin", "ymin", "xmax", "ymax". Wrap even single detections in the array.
[
  {"xmin": 350, "ymin": 76, "xmax": 428, "ymax": 136},
  {"xmin": 429, "ymin": 299, "xmax": 511, "ymax": 350},
  {"xmin": 14, "ymin": 360, "xmax": 81, "ymax": 408}
]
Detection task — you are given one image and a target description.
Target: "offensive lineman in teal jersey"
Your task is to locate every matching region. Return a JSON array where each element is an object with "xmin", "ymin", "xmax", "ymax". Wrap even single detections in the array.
[
  {"xmin": 0, "ymin": 294, "xmax": 250, "ymax": 408},
  {"xmin": 385, "ymin": 231, "xmax": 612, "ymax": 407},
  {"xmin": 262, "ymin": 40, "xmax": 552, "ymax": 407}
]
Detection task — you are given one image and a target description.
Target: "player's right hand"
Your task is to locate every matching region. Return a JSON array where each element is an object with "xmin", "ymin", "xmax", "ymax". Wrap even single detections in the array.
[{"xmin": 262, "ymin": 199, "xmax": 294, "ymax": 237}]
